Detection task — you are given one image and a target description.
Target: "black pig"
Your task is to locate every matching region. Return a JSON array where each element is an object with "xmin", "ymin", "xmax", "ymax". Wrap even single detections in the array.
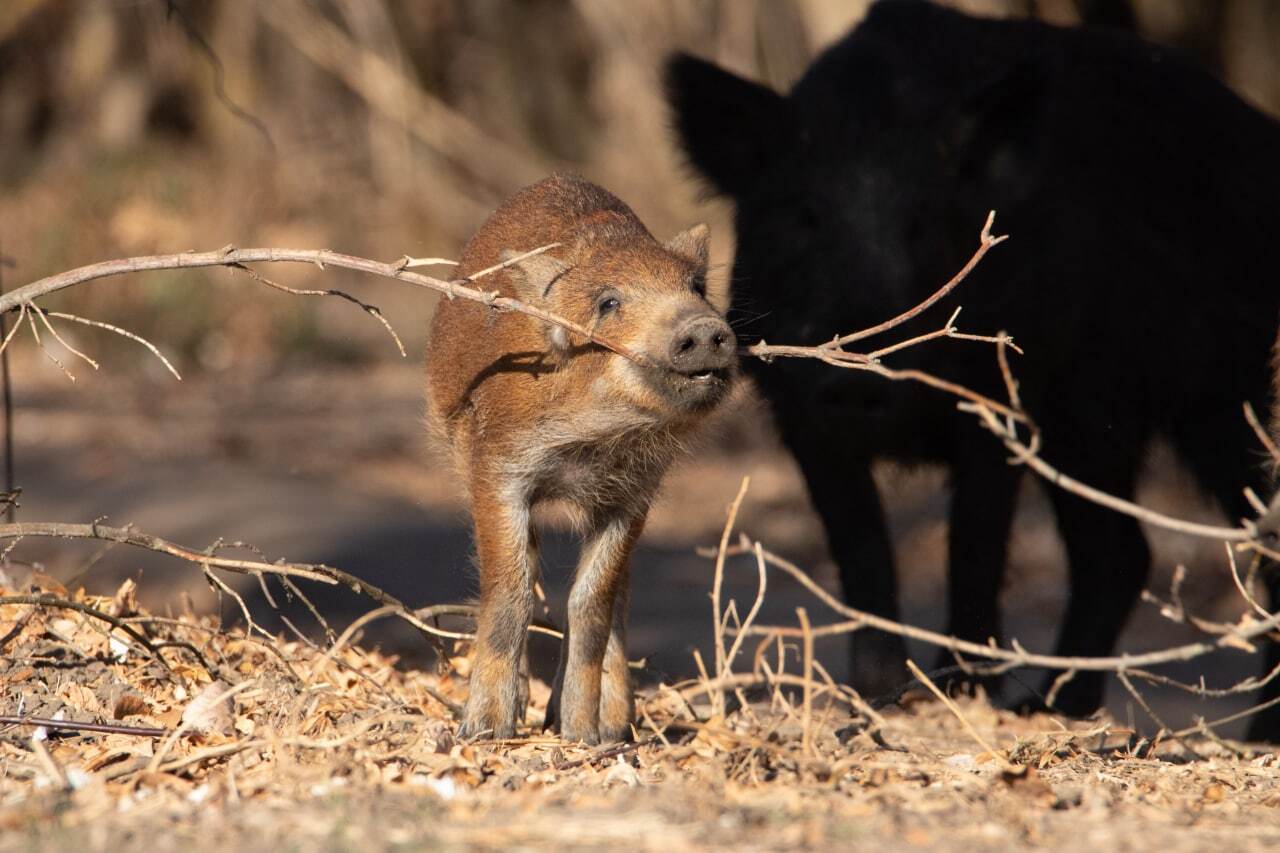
[{"xmin": 667, "ymin": 0, "xmax": 1280, "ymax": 738}]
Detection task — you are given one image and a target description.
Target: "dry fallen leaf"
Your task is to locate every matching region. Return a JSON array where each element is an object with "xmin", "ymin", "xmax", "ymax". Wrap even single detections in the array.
[
  {"xmin": 113, "ymin": 694, "xmax": 149, "ymax": 719},
  {"xmin": 1002, "ymin": 765, "xmax": 1056, "ymax": 807},
  {"xmin": 603, "ymin": 756, "xmax": 641, "ymax": 788},
  {"xmin": 109, "ymin": 579, "xmax": 139, "ymax": 618},
  {"xmin": 180, "ymin": 680, "xmax": 235, "ymax": 736}
]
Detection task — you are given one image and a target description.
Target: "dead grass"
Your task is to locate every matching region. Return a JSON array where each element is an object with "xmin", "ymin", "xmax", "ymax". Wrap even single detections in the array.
[{"xmin": 3, "ymin": 574, "xmax": 1280, "ymax": 852}]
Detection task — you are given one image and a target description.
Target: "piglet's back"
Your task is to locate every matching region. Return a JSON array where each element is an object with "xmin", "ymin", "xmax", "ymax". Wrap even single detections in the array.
[{"xmin": 425, "ymin": 174, "xmax": 647, "ymax": 441}]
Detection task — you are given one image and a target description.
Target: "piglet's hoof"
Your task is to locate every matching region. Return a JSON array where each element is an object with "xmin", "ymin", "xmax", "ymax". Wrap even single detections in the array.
[
  {"xmin": 559, "ymin": 725, "xmax": 601, "ymax": 747},
  {"xmin": 458, "ymin": 694, "xmax": 519, "ymax": 741},
  {"xmin": 457, "ymin": 715, "xmax": 514, "ymax": 741}
]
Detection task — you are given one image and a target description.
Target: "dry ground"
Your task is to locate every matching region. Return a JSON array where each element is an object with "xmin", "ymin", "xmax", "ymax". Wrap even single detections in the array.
[
  {"xmin": 3, "ymin": 577, "xmax": 1280, "ymax": 852},
  {"xmin": 4, "ymin": 357, "xmax": 1280, "ymax": 849}
]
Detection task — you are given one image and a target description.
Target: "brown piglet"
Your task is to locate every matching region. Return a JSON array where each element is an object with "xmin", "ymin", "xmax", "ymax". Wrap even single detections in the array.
[{"xmin": 425, "ymin": 174, "xmax": 736, "ymax": 743}]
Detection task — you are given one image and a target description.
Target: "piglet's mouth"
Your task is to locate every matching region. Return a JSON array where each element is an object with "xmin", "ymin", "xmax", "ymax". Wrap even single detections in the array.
[
  {"xmin": 649, "ymin": 364, "xmax": 734, "ymax": 412},
  {"xmin": 671, "ymin": 362, "xmax": 733, "ymax": 383}
]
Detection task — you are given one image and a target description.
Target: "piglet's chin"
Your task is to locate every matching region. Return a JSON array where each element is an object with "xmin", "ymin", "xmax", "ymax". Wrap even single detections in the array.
[{"xmin": 647, "ymin": 365, "xmax": 735, "ymax": 414}]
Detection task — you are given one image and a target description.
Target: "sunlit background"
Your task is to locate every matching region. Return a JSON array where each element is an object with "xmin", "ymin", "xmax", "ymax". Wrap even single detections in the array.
[{"xmin": 4, "ymin": 0, "xmax": 1279, "ymax": 731}]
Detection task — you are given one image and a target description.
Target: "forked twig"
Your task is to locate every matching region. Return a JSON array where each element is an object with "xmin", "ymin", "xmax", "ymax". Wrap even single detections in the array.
[
  {"xmin": 829, "ymin": 210, "xmax": 1007, "ymax": 347},
  {"xmin": 45, "ymin": 311, "xmax": 181, "ymax": 379}
]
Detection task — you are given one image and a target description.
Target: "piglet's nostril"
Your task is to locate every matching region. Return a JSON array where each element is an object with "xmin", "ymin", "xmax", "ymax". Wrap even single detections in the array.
[{"xmin": 669, "ymin": 315, "xmax": 736, "ymax": 373}]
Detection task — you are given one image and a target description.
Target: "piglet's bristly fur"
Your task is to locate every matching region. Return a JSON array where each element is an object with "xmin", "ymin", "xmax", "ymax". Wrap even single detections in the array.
[{"xmin": 425, "ymin": 173, "xmax": 735, "ymax": 743}]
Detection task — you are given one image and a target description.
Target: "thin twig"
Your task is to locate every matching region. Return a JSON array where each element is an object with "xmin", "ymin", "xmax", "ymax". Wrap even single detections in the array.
[
  {"xmin": 0, "ymin": 594, "xmax": 169, "ymax": 668},
  {"xmin": 0, "ymin": 715, "xmax": 166, "ymax": 738},
  {"xmin": 797, "ymin": 607, "xmax": 815, "ymax": 758},
  {"xmin": 203, "ymin": 567, "xmax": 304, "ymax": 685},
  {"xmin": 1225, "ymin": 541, "xmax": 1270, "ymax": 620},
  {"xmin": 46, "ymin": 311, "xmax": 182, "ymax": 379},
  {"xmin": 31, "ymin": 304, "xmax": 98, "ymax": 371},
  {"xmin": 27, "ymin": 306, "xmax": 74, "ymax": 381},
  {"xmin": 1172, "ymin": 692, "xmax": 1280, "ymax": 738},
  {"xmin": 722, "ymin": 541, "xmax": 767, "ymax": 675},
  {"xmin": 976, "ymin": 406, "xmax": 1252, "ymax": 542},
  {"xmin": 0, "ymin": 522, "xmax": 341, "ymax": 584},
  {"xmin": 1116, "ymin": 669, "xmax": 1201, "ymax": 761},
  {"xmin": 227, "ymin": 262, "xmax": 406, "ymax": 357},
  {"xmin": 710, "ymin": 477, "xmax": 750, "ymax": 717},
  {"xmin": 907, "ymin": 658, "xmax": 1015, "ymax": 771},
  {"xmin": 0, "ymin": 521, "xmax": 458, "ymax": 652},
  {"xmin": 0, "ymin": 302, "xmax": 25, "ymax": 359},
  {"xmin": 1244, "ymin": 401, "xmax": 1280, "ymax": 465}
]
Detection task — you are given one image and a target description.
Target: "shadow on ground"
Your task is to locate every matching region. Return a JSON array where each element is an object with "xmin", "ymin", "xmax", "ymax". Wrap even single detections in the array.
[{"xmin": 15, "ymin": 365, "xmax": 1268, "ymax": 740}]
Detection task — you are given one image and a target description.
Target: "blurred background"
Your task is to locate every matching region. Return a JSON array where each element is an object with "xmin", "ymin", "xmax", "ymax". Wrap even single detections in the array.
[{"xmin": 4, "ymin": 0, "xmax": 1280, "ymax": 731}]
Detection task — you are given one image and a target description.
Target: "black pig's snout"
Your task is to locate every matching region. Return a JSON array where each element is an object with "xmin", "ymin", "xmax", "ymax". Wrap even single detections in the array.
[{"xmin": 669, "ymin": 315, "xmax": 734, "ymax": 375}]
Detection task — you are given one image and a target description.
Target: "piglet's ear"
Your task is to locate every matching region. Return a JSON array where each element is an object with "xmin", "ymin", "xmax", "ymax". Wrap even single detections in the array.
[
  {"xmin": 665, "ymin": 222, "xmax": 710, "ymax": 268},
  {"xmin": 500, "ymin": 250, "xmax": 571, "ymax": 304}
]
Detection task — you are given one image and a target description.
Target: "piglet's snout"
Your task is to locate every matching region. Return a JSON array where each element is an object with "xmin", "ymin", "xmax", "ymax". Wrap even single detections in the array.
[{"xmin": 668, "ymin": 314, "xmax": 734, "ymax": 375}]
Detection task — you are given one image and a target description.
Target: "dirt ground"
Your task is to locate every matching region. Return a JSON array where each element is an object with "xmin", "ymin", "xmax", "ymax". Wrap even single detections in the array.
[
  {"xmin": 5, "ymin": 354, "xmax": 1279, "ymax": 849},
  {"xmin": 3, "ymin": 574, "xmax": 1280, "ymax": 852}
]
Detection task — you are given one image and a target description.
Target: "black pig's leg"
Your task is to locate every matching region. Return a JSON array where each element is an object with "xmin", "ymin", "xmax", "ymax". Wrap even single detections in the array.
[
  {"xmin": 1043, "ymin": 459, "xmax": 1149, "ymax": 717},
  {"xmin": 1253, "ymin": 556, "xmax": 1280, "ymax": 743},
  {"xmin": 785, "ymin": 435, "xmax": 905, "ymax": 698},
  {"xmin": 1171, "ymin": 406, "xmax": 1280, "ymax": 743},
  {"xmin": 941, "ymin": 448, "xmax": 1023, "ymax": 694}
]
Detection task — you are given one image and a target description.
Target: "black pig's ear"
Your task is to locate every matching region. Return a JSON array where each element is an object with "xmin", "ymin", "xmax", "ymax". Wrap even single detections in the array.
[
  {"xmin": 501, "ymin": 250, "xmax": 571, "ymax": 305},
  {"xmin": 665, "ymin": 222, "xmax": 710, "ymax": 269},
  {"xmin": 665, "ymin": 53, "xmax": 790, "ymax": 197},
  {"xmin": 945, "ymin": 59, "xmax": 1052, "ymax": 203}
]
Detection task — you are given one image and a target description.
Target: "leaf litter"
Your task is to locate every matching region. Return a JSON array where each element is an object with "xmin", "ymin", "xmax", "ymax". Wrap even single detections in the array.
[{"xmin": 3, "ymin": 577, "xmax": 1280, "ymax": 851}]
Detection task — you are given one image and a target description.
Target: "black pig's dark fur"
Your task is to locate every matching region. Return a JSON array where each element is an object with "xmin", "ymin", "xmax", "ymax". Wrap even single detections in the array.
[{"xmin": 667, "ymin": 0, "xmax": 1280, "ymax": 738}]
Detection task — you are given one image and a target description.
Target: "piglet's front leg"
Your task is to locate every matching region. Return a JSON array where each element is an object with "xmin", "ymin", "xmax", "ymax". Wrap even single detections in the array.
[
  {"xmin": 597, "ymin": 574, "xmax": 635, "ymax": 743},
  {"xmin": 458, "ymin": 488, "xmax": 535, "ymax": 740},
  {"xmin": 549, "ymin": 512, "xmax": 644, "ymax": 745}
]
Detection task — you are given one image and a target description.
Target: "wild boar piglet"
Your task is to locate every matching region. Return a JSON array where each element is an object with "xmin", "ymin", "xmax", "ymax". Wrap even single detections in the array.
[{"xmin": 426, "ymin": 173, "xmax": 735, "ymax": 743}]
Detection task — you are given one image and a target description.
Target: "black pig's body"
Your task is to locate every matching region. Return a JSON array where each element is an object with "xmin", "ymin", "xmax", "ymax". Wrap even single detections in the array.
[{"xmin": 668, "ymin": 0, "xmax": 1280, "ymax": 738}]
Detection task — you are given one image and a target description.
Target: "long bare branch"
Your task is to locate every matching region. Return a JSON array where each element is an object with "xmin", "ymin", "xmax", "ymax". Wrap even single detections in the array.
[
  {"xmin": 0, "ymin": 521, "xmax": 455, "ymax": 650},
  {"xmin": 716, "ymin": 537, "xmax": 1280, "ymax": 675},
  {"xmin": 743, "ymin": 212, "xmax": 1263, "ymax": 547},
  {"xmin": 0, "ymin": 245, "xmax": 649, "ymax": 365}
]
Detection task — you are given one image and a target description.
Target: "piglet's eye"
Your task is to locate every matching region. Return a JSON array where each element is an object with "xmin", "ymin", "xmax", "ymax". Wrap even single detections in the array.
[{"xmin": 597, "ymin": 295, "xmax": 621, "ymax": 316}]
